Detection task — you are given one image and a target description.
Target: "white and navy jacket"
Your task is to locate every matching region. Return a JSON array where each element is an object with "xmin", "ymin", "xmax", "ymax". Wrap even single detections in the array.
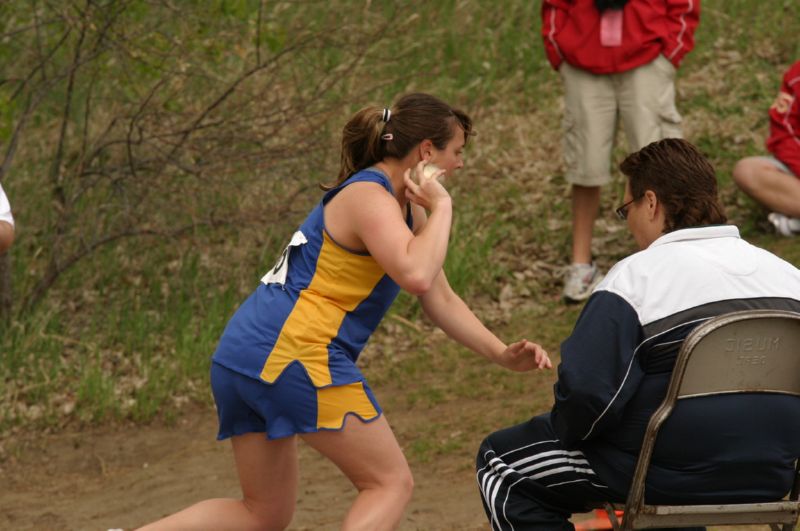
[{"xmin": 552, "ymin": 225, "xmax": 800, "ymax": 504}]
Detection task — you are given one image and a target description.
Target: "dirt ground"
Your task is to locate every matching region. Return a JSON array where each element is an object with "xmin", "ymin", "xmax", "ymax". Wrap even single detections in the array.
[
  {"xmin": 0, "ymin": 403, "xmax": 773, "ymax": 531},
  {"xmin": 0, "ymin": 404, "xmax": 493, "ymax": 531}
]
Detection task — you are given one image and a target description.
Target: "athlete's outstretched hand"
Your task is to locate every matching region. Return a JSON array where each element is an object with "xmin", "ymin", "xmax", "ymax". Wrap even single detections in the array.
[{"xmin": 495, "ymin": 340, "xmax": 552, "ymax": 372}]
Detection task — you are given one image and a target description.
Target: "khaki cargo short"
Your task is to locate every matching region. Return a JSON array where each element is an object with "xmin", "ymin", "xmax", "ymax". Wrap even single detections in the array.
[{"xmin": 560, "ymin": 54, "xmax": 683, "ymax": 187}]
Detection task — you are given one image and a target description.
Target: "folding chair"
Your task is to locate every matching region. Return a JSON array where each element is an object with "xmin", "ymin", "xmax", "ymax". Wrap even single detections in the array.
[{"xmin": 602, "ymin": 309, "xmax": 800, "ymax": 531}]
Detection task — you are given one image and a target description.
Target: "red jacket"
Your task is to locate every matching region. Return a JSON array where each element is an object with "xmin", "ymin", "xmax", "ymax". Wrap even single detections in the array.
[
  {"xmin": 767, "ymin": 60, "xmax": 800, "ymax": 177},
  {"xmin": 541, "ymin": 0, "xmax": 699, "ymax": 74}
]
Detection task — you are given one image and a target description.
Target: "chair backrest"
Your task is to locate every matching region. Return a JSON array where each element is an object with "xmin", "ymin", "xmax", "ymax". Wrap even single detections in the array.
[
  {"xmin": 622, "ymin": 309, "xmax": 800, "ymax": 530},
  {"xmin": 676, "ymin": 310, "xmax": 800, "ymax": 399}
]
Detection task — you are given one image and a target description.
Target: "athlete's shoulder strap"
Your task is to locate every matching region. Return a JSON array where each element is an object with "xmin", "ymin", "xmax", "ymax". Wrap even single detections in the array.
[{"xmin": 323, "ymin": 168, "xmax": 393, "ymax": 204}]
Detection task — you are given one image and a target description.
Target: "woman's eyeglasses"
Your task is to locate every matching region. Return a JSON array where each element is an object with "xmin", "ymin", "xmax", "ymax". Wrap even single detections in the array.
[{"xmin": 615, "ymin": 197, "xmax": 638, "ymax": 220}]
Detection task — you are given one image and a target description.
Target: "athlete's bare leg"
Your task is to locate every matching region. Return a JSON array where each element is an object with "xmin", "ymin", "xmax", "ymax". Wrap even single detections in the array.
[{"xmin": 301, "ymin": 415, "xmax": 413, "ymax": 531}]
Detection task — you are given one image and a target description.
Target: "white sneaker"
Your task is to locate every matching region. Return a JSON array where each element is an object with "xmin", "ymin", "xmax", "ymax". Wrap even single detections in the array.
[
  {"xmin": 767, "ymin": 212, "xmax": 800, "ymax": 237},
  {"xmin": 563, "ymin": 263, "xmax": 604, "ymax": 302}
]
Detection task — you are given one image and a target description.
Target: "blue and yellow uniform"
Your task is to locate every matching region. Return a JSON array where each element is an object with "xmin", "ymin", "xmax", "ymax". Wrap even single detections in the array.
[{"xmin": 211, "ymin": 168, "xmax": 410, "ymax": 440}]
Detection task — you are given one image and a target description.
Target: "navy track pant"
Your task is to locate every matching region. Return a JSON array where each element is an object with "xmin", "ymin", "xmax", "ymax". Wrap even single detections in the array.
[{"xmin": 476, "ymin": 413, "xmax": 705, "ymax": 531}]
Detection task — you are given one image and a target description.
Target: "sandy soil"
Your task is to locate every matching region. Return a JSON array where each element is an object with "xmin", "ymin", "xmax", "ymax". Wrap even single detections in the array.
[
  {"xmin": 0, "ymin": 405, "xmax": 772, "ymax": 531},
  {"xmin": 0, "ymin": 405, "xmax": 491, "ymax": 531}
]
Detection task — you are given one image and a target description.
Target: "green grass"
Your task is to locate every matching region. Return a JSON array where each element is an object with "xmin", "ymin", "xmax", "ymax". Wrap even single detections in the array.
[{"xmin": 1, "ymin": 0, "xmax": 799, "ymax": 435}]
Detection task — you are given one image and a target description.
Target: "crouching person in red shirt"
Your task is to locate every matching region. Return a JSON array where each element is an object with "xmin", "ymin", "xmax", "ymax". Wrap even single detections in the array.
[{"xmin": 733, "ymin": 60, "xmax": 800, "ymax": 237}]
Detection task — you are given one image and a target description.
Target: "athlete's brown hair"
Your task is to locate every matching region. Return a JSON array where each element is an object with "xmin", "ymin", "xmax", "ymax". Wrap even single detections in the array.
[{"xmin": 325, "ymin": 93, "xmax": 472, "ymax": 190}]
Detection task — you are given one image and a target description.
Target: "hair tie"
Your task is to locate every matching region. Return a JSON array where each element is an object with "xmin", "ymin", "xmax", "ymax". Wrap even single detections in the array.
[
  {"xmin": 381, "ymin": 133, "xmax": 393, "ymax": 141},
  {"xmin": 381, "ymin": 108, "xmax": 391, "ymax": 122}
]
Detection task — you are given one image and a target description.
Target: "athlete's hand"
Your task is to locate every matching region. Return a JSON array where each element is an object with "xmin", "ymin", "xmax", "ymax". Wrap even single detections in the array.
[
  {"xmin": 494, "ymin": 340, "xmax": 552, "ymax": 372},
  {"xmin": 403, "ymin": 159, "xmax": 450, "ymax": 212}
]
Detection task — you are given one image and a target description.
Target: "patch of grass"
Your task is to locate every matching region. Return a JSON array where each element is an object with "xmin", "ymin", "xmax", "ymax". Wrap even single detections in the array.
[
  {"xmin": 76, "ymin": 364, "xmax": 118, "ymax": 423},
  {"xmin": 0, "ymin": 234, "xmax": 243, "ymax": 428}
]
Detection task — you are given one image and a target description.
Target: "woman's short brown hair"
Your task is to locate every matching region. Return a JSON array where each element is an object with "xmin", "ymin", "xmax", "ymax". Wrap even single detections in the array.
[{"xmin": 620, "ymin": 138, "xmax": 727, "ymax": 232}]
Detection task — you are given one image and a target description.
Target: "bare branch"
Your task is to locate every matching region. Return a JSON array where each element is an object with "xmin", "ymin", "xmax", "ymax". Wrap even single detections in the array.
[
  {"xmin": 49, "ymin": 17, "xmax": 86, "ymax": 209},
  {"xmin": 256, "ymin": 0, "xmax": 263, "ymax": 67},
  {"xmin": 162, "ymin": 30, "xmax": 325, "ymax": 166},
  {"xmin": 18, "ymin": 192, "xmax": 307, "ymax": 315},
  {"xmin": 8, "ymin": 26, "xmax": 72, "ymax": 102},
  {"xmin": 0, "ymin": 86, "xmax": 53, "ymax": 182},
  {"xmin": 126, "ymin": 78, "xmax": 168, "ymax": 180}
]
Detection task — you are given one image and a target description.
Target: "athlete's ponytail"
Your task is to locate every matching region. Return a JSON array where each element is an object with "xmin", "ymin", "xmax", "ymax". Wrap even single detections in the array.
[
  {"xmin": 327, "ymin": 106, "xmax": 387, "ymax": 191},
  {"xmin": 324, "ymin": 93, "xmax": 472, "ymax": 190}
]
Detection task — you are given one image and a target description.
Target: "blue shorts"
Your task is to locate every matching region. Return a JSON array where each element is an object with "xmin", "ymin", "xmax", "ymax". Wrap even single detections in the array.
[{"xmin": 210, "ymin": 361, "xmax": 382, "ymax": 440}]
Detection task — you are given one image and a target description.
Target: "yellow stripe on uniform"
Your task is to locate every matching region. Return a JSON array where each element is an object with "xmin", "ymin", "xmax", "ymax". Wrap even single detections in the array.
[
  {"xmin": 260, "ymin": 231, "xmax": 386, "ymax": 387},
  {"xmin": 316, "ymin": 381, "xmax": 379, "ymax": 430}
]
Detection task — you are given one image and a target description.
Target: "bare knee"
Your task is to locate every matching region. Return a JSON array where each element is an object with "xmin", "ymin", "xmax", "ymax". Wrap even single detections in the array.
[
  {"xmin": 243, "ymin": 497, "xmax": 294, "ymax": 531},
  {"xmin": 357, "ymin": 464, "xmax": 414, "ymax": 506},
  {"xmin": 384, "ymin": 464, "xmax": 414, "ymax": 505},
  {"xmin": 732, "ymin": 158, "xmax": 761, "ymax": 192},
  {"xmin": 395, "ymin": 466, "xmax": 415, "ymax": 504}
]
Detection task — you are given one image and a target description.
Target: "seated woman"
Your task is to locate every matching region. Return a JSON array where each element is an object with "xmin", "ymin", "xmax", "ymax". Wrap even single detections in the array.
[{"xmin": 477, "ymin": 139, "xmax": 800, "ymax": 531}]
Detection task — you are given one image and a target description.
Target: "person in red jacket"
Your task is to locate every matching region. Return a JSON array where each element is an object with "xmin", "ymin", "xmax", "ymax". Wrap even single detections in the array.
[
  {"xmin": 541, "ymin": 0, "xmax": 699, "ymax": 302},
  {"xmin": 733, "ymin": 60, "xmax": 800, "ymax": 237}
]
